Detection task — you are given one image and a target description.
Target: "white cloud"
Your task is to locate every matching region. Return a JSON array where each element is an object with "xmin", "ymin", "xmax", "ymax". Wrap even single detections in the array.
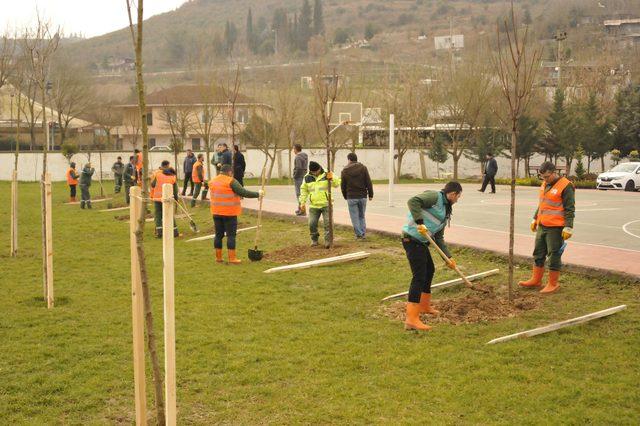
[{"xmin": 0, "ymin": 0, "xmax": 188, "ymax": 37}]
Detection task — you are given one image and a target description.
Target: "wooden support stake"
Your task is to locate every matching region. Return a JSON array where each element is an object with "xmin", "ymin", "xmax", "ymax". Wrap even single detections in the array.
[
  {"xmin": 381, "ymin": 269, "xmax": 500, "ymax": 302},
  {"xmin": 264, "ymin": 251, "xmax": 370, "ymax": 274},
  {"xmin": 10, "ymin": 170, "xmax": 18, "ymax": 257},
  {"xmin": 486, "ymin": 305, "xmax": 627, "ymax": 345},
  {"xmin": 162, "ymin": 184, "xmax": 177, "ymax": 425},
  {"xmin": 44, "ymin": 173, "xmax": 54, "ymax": 309},
  {"xmin": 100, "ymin": 206, "xmax": 130, "ymax": 212},
  {"xmin": 64, "ymin": 197, "xmax": 113, "ymax": 205},
  {"xmin": 185, "ymin": 226, "xmax": 258, "ymax": 243},
  {"xmin": 128, "ymin": 186, "xmax": 147, "ymax": 425}
]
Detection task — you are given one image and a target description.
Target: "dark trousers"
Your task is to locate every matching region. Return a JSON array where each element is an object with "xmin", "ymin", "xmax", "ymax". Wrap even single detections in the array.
[
  {"xmin": 234, "ymin": 173, "xmax": 244, "ymax": 186},
  {"xmin": 213, "ymin": 215, "xmax": 238, "ymax": 249},
  {"xmin": 533, "ymin": 225, "xmax": 564, "ymax": 271},
  {"xmin": 182, "ymin": 171, "xmax": 194, "ymax": 195},
  {"xmin": 114, "ymin": 174, "xmax": 123, "ymax": 193},
  {"xmin": 402, "ymin": 237, "xmax": 435, "ymax": 303},
  {"xmin": 309, "ymin": 207, "xmax": 330, "ymax": 243},
  {"xmin": 480, "ymin": 174, "xmax": 496, "ymax": 193},
  {"xmin": 69, "ymin": 184, "xmax": 77, "ymax": 198},
  {"xmin": 154, "ymin": 201, "xmax": 178, "ymax": 237},
  {"xmin": 80, "ymin": 184, "xmax": 91, "ymax": 209},
  {"xmin": 190, "ymin": 182, "xmax": 208, "ymax": 207},
  {"xmin": 125, "ymin": 183, "xmax": 133, "ymax": 205}
]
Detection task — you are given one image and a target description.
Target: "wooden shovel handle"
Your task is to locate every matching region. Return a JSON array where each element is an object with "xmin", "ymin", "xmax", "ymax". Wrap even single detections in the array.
[
  {"xmin": 421, "ymin": 231, "xmax": 474, "ymax": 289},
  {"xmin": 253, "ymin": 162, "xmax": 267, "ymax": 248}
]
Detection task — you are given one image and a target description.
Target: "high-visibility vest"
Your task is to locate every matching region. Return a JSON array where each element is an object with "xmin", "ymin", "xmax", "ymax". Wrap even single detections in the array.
[
  {"xmin": 192, "ymin": 160, "xmax": 204, "ymax": 183},
  {"xmin": 151, "ymin": 170, "xmax": 176, "ymax": 201},
  {"xmin": 537, "ymin": 177, "xmax": 571, "ymax": 227},
  {"xmin": 209, "ymin": 174, "xmax": 241, "ymax": 216},
  {"xmin": 135, "ymin": 152, "xmax": 143, "ymax": 171},
  {"xmin": 402, "ymin": 191, "xmax": 448, "ymax": 243},
  {"xmin": 66, "ymin": 168, "xmax": 78, "ymax": 185}
]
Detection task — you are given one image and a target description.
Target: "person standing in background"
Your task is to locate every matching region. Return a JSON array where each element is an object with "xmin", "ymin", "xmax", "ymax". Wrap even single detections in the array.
[
  {"xmin": 233, "ymin": 145, "xmax": 246, "ymax": 186},
  {"xmin": 66, "ymin": 162, "xmax": 79, "ymax": 202},
  {"xmin": 79, "ymin": 162, "xmax": 96, "ymax": 209},
  {"xmin": 123, "ymin": 156, "xmax": 136, "ymax": 205},
  {"xmin": 341, "ymin": 153, "xmax": 374, "ymax": 240},
  {"xmin": 182, "ymin": 149, "xmax": 196, "ymax": 196},
  {"xmin": 111, "ymin": 156, "xmax": 124, "ymax": 193},
  {"xmin": 478, "ymin": 153, "xmax": 498, "ymax": 194},
  {"xmin": 292, "ymin": 144, "xmax": 308, "ymax": 216}
]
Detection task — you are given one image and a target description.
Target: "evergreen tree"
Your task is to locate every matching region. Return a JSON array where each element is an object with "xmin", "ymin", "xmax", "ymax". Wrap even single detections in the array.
[
  {"xmin": 289, "ymin": 13, "xmax": 299, "ymax": 52},
  {"xmin": 313, "ymin": 0, "xmax": 324, "ymax": 35},
  {"xmin": 428, "ymin": 133, "xmax": 449, "ymax": 178},
  {"xmin": 579, "ymin": 92, "xmax": 612, "ymax": 173},
  {"xmin": 612, "ymin": 85, "xmax": 640, "ymax": 156},
  {"xmin": 246, "ymin": 8, "xmax": 255, "ymax": 53},
  {"xmin": 516, "ymin": 115, "xmax": 541, "ymax": 177},
  {"xmin": 224, "ymin": 21, "xmax": 238, "ymax": 56},
  {"xmin": 298, "ymin": 0, "xmax": 312, "ymax": 51},
  {"xmin": 574, "ymin": 144, "xmax": 586, "ymax": 179},
  {"xmin": 541, "ymin": 89, "xmax": 572, "ymax": 165},
  {"xmin": 465, "ymin": 117, "xmax": 508, "ymax": 175},
  {"xmin": 523, "ymin": 7, "xmax": 532, "ymax": 25}
]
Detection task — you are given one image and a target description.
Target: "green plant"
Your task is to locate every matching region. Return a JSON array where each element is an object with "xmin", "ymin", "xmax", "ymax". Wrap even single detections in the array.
[
  {"xmin": 629, "ymin": 150, "xmax": 639, "ymax": 161},
  {"xmin": 574, "ymin": 145, "xmax": 586, "ymax": 180},
  {"xmin": 611, "ymin": 149, "xmax": 621, "ymax": 165},
  {"xmin": 61, "ymin": 141, "xmax": 79, "ymax": 163}
]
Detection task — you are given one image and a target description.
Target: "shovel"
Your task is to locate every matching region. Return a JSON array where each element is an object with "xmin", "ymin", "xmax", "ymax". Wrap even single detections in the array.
[
  {"xmin": 248, "ymin": 164, "xmax": 267, "ymax": 261},
  {"xmin": 421, "ymin": 231, "xmax": 490, "ymax": 293},
  {"xmin": 175, "ymin": 199, "xmax": 199, "ymax": 233}
]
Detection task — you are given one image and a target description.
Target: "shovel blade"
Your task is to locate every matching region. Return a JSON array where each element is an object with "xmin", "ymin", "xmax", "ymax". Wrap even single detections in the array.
[{"xmin": 248, "ymin": 248, "xmax": 263, "ymax": 261}]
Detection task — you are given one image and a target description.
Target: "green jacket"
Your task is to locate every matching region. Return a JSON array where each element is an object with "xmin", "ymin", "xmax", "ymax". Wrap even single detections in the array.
[
  {"xmin": 79, "ymin": 167, "xmax": 95, "ymax": 186},
  {"xmin": 403, "ymin": 190, "xmax": 452, "ymax": 258},
  {"xmin": 298, "ymin": 172, "xmax": 341, "ymax": 209}
]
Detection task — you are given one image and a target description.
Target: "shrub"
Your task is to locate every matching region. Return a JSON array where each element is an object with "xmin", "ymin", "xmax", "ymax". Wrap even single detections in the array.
[
  {"xmin": 629, "ymin": 150, "xmax": 639, "ymax": 161},
  {"xmin": 333, "ymin": 27, "xmax": 351, "ymax": 45}
]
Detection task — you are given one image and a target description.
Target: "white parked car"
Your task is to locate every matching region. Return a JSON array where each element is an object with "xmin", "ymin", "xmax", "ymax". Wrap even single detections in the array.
[
  {"xmin": 149, "ymin": 146, "xmax": 172, "ymax": 152},
  {"xmin": 596, "ymin": 162, "xmax": 640, "ymax": 191}
]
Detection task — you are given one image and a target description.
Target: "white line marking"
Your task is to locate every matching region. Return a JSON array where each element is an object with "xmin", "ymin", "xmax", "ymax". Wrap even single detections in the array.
[{"xmin": 622, "ymin": 220, "xmax": 640, "ymax": 240}]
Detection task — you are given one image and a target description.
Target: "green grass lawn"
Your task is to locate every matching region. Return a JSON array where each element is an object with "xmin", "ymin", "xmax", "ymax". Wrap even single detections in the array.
[{"xmin": 1, "ymin": 181, "xmax": 638, "ymax": 424}]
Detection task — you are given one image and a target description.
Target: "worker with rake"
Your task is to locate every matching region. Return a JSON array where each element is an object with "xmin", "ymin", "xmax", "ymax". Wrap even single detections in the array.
[
  {"xmin": 519, "ymin": 161, "xmax": 575, "ymax": 294},
  {"xmin": 209, "ymin": 164, "xmax": 264, "ymax": 264},
  {"xmin": 151, "ymin": 160, "xmax": 179, "ymax": 238},
  {"xmin": 298, "ymin": 161, "xmax": 341, "ymax": 249},
  {"xmin": 402, "ymin": 181, "xmax": 462, "ymax": 331}
]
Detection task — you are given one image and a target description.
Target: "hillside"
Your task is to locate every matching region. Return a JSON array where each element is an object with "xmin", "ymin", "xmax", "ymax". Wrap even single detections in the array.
[{"xmin": 63, "ymin": 0, "xmax": 640, "ymax": 73}]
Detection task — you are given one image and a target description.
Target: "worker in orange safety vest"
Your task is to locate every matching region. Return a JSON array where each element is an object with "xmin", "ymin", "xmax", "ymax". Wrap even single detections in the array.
[
  {"xmin": 66, "ymin": 162, "xmax": 80, "ymax": 202},
  {"xmin": 150, "ymin": 160, "xmax": 179, "ymax": 238}
]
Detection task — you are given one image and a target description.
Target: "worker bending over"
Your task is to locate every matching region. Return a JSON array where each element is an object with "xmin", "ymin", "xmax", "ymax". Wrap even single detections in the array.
[
  {"xmin": 151, "ymin": 160, "xmax": 179, "ymax": 238},
  {"xmin": 79, "ymin": 163, "xmax": 95, "ymax": 209},
  {"xmin": 66, "ymin": 162, "xmax": 79, "ymax": 202},
  {"xmin": 298, "ymin": 161, "xmax": 341, "ymax": 248},
  {"xmin": 519, "ymin": 161, "xmax": 575, "ymax": 294},
  {"xmin": 401, "ymin": 181, "xmax": 462, "ymax": 331},
  {"xmin": 190, "ymin": 153, "xmax": 208, "ymax": 207},
  {"xmin": 209, "ymin": 164, "xmax": 263, "ymax": 264}
]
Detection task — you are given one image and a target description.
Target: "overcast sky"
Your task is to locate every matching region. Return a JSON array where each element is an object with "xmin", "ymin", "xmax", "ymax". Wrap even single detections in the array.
[{"xmin": 1, "ymin": 0, "xmax": 188, "ymax": 38}]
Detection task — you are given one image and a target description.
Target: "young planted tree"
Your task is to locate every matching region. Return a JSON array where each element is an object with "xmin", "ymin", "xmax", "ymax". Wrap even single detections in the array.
[
  {"xmin": 493, "ymin": 0, "xmax": 541, "ymax": 300},
  {"xmin": 161, "ymin": 102, "xmax": 193, "ymax": 176},
  {"xmin": 241, "ymin": 114, "xmax": 280, "ymax": 181},
  {"xmin": 125, "ymin": 0, "xmax": 165, "ymax": 423},
  {"xmin": 190, "ymin": 78, "xmax": 223, "ymax": 178},
  {"xmin": 222, "ymin": 66, "xmax": 242, "ymax": 171},
  {"xmin": 87, "ymin": 102, "xmax": 121, "ymax": 197}
]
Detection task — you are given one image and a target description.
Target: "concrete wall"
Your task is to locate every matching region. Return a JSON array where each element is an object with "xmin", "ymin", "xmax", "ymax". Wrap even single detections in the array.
[{"xmin": 0, "ymin": 149, "xmax": 615, "ymax": 182}]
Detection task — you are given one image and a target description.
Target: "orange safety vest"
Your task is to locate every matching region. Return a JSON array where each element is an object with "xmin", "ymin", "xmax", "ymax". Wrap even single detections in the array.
[
  {"xmin": 151, "ymin": 170, "xmax": 177, "ymax": 201},
  {"xmin": 192, "ymin": 160, "xmax": 204, "ymax": 183},
  {"xmin": 66, "ymin": 168, "xmax": 78, "ymax": 185},
  {"xmin": 537, "ymin": 176, "xmax": 571, "ymax": 227},
  {"xmin": 209, "ymin": 174, "xmax": 241, "ymax": 216},
  {"xmin": 135, "ymin": 152, "xmax": 144, "ymax": 185}
]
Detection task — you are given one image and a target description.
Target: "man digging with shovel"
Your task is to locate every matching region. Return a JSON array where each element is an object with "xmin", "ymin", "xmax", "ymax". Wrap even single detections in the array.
[
  {"xmin": 209, "ymin": 164, "xmax": 264, "ymax": 264},
  {"xmin": 401, "ymin": 181, "xmax": 463, "ymax": 331}
]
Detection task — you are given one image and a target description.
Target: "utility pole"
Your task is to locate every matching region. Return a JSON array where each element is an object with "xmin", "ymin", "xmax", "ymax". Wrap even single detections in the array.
[{"xmin": 554, "ymin": 30, "xmax": 567, "ymax": 91}]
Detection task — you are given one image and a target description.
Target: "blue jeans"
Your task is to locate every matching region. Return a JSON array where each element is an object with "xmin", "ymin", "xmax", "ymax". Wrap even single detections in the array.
[{"xmin": 347, "ymin": 198, "xmax": 367, "ymax": 237}]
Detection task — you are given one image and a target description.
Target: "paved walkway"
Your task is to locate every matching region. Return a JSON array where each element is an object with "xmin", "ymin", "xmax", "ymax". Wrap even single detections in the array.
[{"xmin": 241, "ymin": 183, "xmax": 640, "ymax": 279}]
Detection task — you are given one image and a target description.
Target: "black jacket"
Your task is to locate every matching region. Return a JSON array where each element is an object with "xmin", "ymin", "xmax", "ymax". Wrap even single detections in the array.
[
  {"xmin": 233, "ymin": 151, "xmax": 246, "ymax": 177},
  {"xmin": 485, "ymin": 158, "xmax": 498, "ymax": 176},
  {"xmin": 341, "ymin": 162, "xmax": 373, "ymax": 199}
]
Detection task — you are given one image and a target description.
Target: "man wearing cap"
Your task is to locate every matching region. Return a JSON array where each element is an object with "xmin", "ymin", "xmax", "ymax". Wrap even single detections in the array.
[
  {"xmin": 519, "ymin": 161, "xmax": 575, "ymax": 294},
  {"xmin": 66, "ymin": 162, "xmax": 80, "ymax": 202},
  {"xmin": 298, "ymin": 161, "xmax": 341, "ymax": 248},
  {"xmin": 79, "ymin": 162, "xmax": 95, "ymax": 209}
]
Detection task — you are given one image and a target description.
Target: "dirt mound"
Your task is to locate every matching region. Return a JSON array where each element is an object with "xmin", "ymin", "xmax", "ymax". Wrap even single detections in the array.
[
  {"xmin": 265, "ymin": 242, "xmax": 365, "ymax": 263},
  {"xmin": 381, "ymin": 288, "xmax": 540, "ymax": 325}
]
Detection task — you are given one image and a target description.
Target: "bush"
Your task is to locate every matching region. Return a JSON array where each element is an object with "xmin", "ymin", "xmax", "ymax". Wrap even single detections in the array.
[
  {"xmin": 364, "ymin": 23, "xmax": 379, "ymax": 41},
  {"xmin": 333, "ymin": 27, "xmax": 351, "ymax": 45},
  {"xmin": 629, "ymin": 150, "xmax": 639, "ymax": 161},
  {"xmin": 61, "ymin": 141, "xmax": 80, "ymax": 162}
]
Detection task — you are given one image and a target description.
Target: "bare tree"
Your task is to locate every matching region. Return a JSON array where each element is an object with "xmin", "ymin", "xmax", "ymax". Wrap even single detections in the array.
[
  {"xmin": 222, "ymin": 66, "xmax": 242, "ymax": 170},
  {"xmin": 18, "ymin": 60, "xmax": 41, "ymax": 149},
  {"xmin": 126, "ymin": 0, "xmax": 165, "ymax": 423},
  {"xmin": 123, "ymin": 109, "xmax": 142, "ymax": 149},
  {"xmin": 493, "ymin": 0, "xmax": 542, "ymax": 300},
  {"xmin": 435, "ymin": 52, "xmax": 491, "ymax": 179},
  {"xmin": 241, "ymin": 114, "xmax": 280, "ymax": 182},
  {"xmin": 87, "ymin": 102, "xmax": 121, "ymax": 197},
  {"xmin": 160, "ymin": 101, "xmax": 193, "ymax": 176},
  {"xmin": 190, "ymin": 79, "xmax": 223, "ymax": 178}
]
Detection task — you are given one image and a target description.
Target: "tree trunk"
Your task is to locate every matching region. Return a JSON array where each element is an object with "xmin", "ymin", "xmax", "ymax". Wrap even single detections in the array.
[
  {"xmin": 508, "ymin": 128, "xmax": 517, "ymax": 302},
  {"xmin": 326, "ymin": 133, "xmax": 334, "ymax": 248},
  {"xmin": 98, "ymin": 151, "xmax": 105, "ymax": 198},
  {"xmin": 288, "ymin": 143, "xmax": 293, "ymax": 183},
  {"xmin": 40, "ymin": 85, "xmax": 49, "ymax": 301},
  {"xmin": 396, "ymin": 152, "xmax": 404, "ymax": 181},
  {"xmin": 11, "ymin": 95, "xmax": 22, "ymax": 257},
  {"xmin": 453, "ymin": 154, "xmax": 459, "ymax": 180},
  {"xmin": 130, "ymin": 1, "xmax": 166, "ymax": 423},
  {"xmin": 266, "ymin": 153, "xmax": 276, "ymax": 184},
  {"xmin": 600, "ymin": 156, "xmax": 605, "ymax": 172},
  {"xmin": 419, "ymin": 151, "xmax": 427, "ymax": 180}
]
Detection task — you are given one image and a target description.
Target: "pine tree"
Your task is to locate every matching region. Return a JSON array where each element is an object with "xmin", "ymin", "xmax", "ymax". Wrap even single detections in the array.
[
  {"xmin": 428, "ymin": 134, "xmax": 449, "ymax": 178},
  {"xmin": 516, "ymin": 115, "xmax": 540, "ymax": 177},
  {"xmin": 224, "ymin": 21, "xmax": 238, "ymax": 56},
  {"xmin": 579, "ymin": 92, "xmax": 611, "ymax": 173},
  {"xmin": 574, "ymin": 144, "xmax": 586, "ymax": 179},
  {"xmin": 542, "ymin": 89, "xmax": 569, "ymax": 164},
  {"xmin": 246, "ymin": 8, "xmax": 255, "ymax": 53},
  {"xmin": 298, "ymin": 0, "xmax": 312, "ymax": 51},
  {"xmin": 313, "ymin": 0, "xmax": 324, "ymax": 35}
]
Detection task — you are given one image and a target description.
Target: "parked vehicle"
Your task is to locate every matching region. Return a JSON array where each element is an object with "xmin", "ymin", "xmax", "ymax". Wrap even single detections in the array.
[
  {"xmin": 149, "ymin": 146, "xmax": 172, "ymax": 152},
  {"xmin": 596, "ymin": 162, "xmax": 640, "ymax": 191}
]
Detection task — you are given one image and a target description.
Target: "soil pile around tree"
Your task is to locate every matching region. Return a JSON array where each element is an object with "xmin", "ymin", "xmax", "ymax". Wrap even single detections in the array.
[{"xmin": 381, "ymin": 287, "xmax": 540, "ymax": 325}]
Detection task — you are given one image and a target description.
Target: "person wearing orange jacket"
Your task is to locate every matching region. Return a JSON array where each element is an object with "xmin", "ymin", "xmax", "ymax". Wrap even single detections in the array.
[
  {"xmin": 66, "ymin": 162, "xmax": 80, "ymax": 202},
  {"xmin": 150, "ymin": 160, "xmax": 179, "ymax": 238},
  {"xmin": 519, "ymin": 161, "xmax": 575, "ymax": 294},
  {"xmin": 209, "ymin": 164, "xmax": 263, "ymax": 263},
  {"xmin": 134, "ymin": 149, "xmax": 143, "ymax": 186},
  {"xmin": 190, "ymin": 153, "xmax": 208, "ymax": 207}
]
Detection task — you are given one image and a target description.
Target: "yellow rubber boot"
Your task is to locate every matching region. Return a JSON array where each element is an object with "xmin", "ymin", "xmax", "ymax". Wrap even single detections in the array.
[
  {"xmin": 419, "ymin": 293, "xmax": 440, "ymax": 315},
  {"xmin": 215, "ymin": 249, "xmax": 223, "ymax": 263},
  {"xmin": 228, "ymin": 249, "xmax": 241, "ymax": 264},
  {"xmin": 404, "ymin": 303, "xmax": 432, "ymax": 331},
  {"xmin": 540, "ymin": 270, "xmax": 560, "ymax": 294},
  {"xmin": 518, "ymin": 265, "xmax": 545, "ymax": 288}
]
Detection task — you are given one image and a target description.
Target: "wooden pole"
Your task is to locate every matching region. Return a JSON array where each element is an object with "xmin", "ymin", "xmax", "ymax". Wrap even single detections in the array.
[
  {"xmin": 486, "ymin": 305, "xmax": 627, "ymax": 345},
  {"xmin": 44, "ymin": 172, "xmax": 54, "ymax": 309},
  {"xmin": 129, "ymin": 186, "xmax": 147, "ymax": 425},
  {"xmin": 264, "ymin": 252, "xmax": 370, "ymax": 274},
  {"xmin": 10, "ymin": 170, "xmax": 18, "ymax": 257},
  {"xmin": 162, "ymin": 184, "xmax": 177, "ymax": 425},
  {"xmin": 388, "ymin": 114, "xmax": 395, "ymax": 207}
]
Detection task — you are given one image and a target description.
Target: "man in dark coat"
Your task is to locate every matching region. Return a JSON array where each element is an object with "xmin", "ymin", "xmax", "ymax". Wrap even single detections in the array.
[
  {"xmin": 479, "ymin": 153, "xmax": 498, "ymax": 193},
  {"xmin": 233, "ymin": 145, "xmax": 246, "ymax": 185},
  {"xmin": 182, "ymin": 149, "xmax": 196, "ymax": 196}
]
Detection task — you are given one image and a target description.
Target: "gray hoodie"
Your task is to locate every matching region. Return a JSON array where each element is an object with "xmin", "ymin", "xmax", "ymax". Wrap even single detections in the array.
[{"xmin": 293, "ymin": 152, "xmax": 309, "ymax": 179}]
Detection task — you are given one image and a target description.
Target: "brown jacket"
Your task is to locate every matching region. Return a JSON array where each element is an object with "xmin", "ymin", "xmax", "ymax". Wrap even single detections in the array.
[{"xmin": 341, "ymin": 162, "xmax": 373, "ymax": 199}]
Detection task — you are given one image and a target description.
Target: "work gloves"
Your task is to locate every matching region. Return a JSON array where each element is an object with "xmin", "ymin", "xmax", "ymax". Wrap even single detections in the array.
[
  {"xmin": 562, "ymin": 227, "xmax": 573, "ymax": 240},
  {"xmin": 326, "ymin": 171, "xmax": 334, "ymax": 180},
  {"xmin": 299, "ymin": 204, "xmax": 306, "ymax": 214},
  {"xmin": 530, "ymin": 220, "xmax": 538, "ymax": 232},
  {"xmin": 258, "ymin": 189, "xmax": 265, "ymax": 199},
  {"xmin": 417, "ymin": 224, "xmax": 429, "ymax": 237}
]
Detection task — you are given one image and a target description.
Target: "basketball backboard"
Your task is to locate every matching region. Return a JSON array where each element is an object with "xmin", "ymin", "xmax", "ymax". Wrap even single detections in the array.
[{"xmin": 327, "ymin": 102, "xmax": 363, "ymax": 126}]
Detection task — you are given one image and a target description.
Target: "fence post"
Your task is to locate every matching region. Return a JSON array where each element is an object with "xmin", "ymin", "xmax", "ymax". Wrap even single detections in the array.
[
  {"xmin": 10, "ymin": 170, "xmax": 18, "ymax": 257},
  {"xmin": 44, "ymin": 172, "xmax": 54, "ymax": 308},
  {"xmin": 388, "ymin": 114, "xmax": 395, "ymax": 207},
  {"xmin": 162, "ymin": 183, "xmax": 177, "ymax": 425}
]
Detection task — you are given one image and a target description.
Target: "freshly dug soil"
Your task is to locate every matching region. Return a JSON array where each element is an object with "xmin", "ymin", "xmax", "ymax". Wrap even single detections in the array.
[
  {"xmin": 380, "ymin": 287, "xmax": 540, "ymax": 325},
  {"xmin": 265, "ymin": 243, "xmax": 362, "ymax": 263},
  {"xmin": 114, "ymin": 213, "xmax": 154, "ymax": 221}
]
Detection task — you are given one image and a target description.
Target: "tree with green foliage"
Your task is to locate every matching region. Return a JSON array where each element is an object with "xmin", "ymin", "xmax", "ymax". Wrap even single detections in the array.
[
  {"xmin": 428, "ymin": 133, "xmax": 449, "ymax": 178},
  {"xmin": 578, "ymin": 92, "xmax": 612, "ymax": 173},
  {"xmin": 364, "ymin": 23, "xmax": 379, "ymax": 41},
  {"xmin": 574, "ymin": 145, "xmax": 586, "ymax": 180},
  {"xmin": 224, "ymin": 20, "xmax": 238, "ymax": 56},
  {"xmin": 313, "ymin": 0, "xmax": 324, "ymax": 35},
  {"xmin": 246, "ymin": 8, "xmax": 255, "ymax": 53},
  {"xmin": 465, "ymin": 117, "xmax": 508, "ymax": 175},
  {"xmin": 612, "ymin": 85, "xmax": 640, "ymax": 157},
  {"xmin": 333, "ymin": 27, "xmax": 350, "ymax": 45},
  {"xmin": 298, "ymin": 0, "xmax": 312, "ymax": 51},
  {"xmin": 516, "ymin": 115, "xmax": 540, "ymax": 177},
  {"xmin": 541, "ymin": 89, "xmax": 571, "ymax": 164}
]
